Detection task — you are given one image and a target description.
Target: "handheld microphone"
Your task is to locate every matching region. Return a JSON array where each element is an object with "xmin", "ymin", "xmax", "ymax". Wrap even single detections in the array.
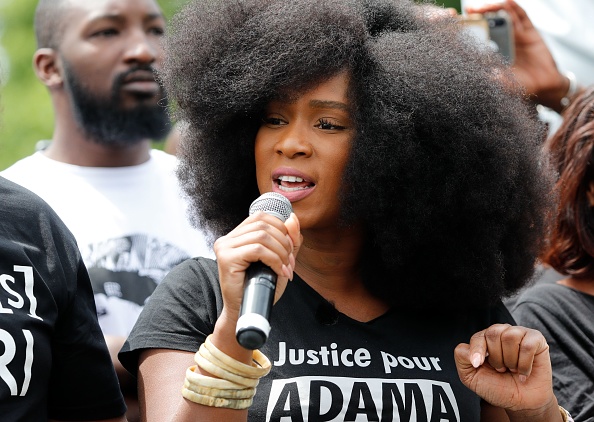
[{"xmin": 236, "ymin": 192, "xmax": 293, "ymax": 350}]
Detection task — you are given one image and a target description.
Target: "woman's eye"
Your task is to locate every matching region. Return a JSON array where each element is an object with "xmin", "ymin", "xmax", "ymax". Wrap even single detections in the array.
[
  {"xmin": 316, "ymin": 118, "xmax": 346, "ymax": 130},
  {"xmin": 262, "ymin": 116, "xmax": 285, "ymax": 126}
]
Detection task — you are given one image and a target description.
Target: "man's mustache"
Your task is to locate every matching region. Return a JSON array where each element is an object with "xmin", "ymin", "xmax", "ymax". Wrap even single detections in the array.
[{"xmin": 112, "ymin": 66, "xmax": 162, "ymax": 93}]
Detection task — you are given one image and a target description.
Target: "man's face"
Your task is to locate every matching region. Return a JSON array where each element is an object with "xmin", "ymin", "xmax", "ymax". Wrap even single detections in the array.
[{"xmin": 57, "ymin": 0, "xmax": 169, "ymax": 145}]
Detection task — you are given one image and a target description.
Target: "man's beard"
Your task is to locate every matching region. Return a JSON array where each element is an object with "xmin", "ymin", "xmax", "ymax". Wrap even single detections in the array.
[{"xmin": 63, "ymin": 60, "xmax": 171, "ymax": 147}]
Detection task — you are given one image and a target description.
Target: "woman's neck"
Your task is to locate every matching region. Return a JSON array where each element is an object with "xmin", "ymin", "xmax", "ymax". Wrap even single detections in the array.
[
  {"xmin": 558, "ymin": 277, "xmax": 594, "ymax": 296},
  {"xmin": 295, "ymin": 226, "xmax": 389, "ymax": 322}
]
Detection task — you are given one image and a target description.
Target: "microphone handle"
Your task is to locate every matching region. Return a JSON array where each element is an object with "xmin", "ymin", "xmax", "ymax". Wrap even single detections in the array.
[{"xmin": 236, "ymin": 262, "xmax": 277, "ymax": 349}]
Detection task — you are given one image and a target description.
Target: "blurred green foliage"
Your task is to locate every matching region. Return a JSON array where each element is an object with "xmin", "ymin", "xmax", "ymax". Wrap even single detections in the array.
[{"xmin": 0, "ymin": 0, "xmax": 461, "ymax": 171}]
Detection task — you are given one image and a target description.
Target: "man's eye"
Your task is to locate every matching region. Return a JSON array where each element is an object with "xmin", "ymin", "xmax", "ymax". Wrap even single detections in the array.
[
  {"xmin": 317, "ymin": 118, "xmax": 345, "ymax": 130},
  {"xmin": 93, "ymin": 29, "xmax": 118, "ymax": 37},
  {"xmin": 149, "ymin": 27, "xmax": 165, "ymax": 36}
]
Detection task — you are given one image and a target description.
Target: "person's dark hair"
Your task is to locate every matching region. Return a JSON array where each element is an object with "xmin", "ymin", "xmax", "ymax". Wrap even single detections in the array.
[
  {"xmin": 164, "ymin": 0, "xmax": 554, "ymax": 309},
  {"xmin": 35, "ymin": 0, "xmax": 68, "ymax": 49},
  {"xmin": 541, "ymin": 87, "xmax": 594, "ymax": 281}
]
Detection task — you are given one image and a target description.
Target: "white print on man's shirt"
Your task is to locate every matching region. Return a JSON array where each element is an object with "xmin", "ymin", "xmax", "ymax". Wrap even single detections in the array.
[{"xmin": 0, "ymin": 266, "xmax": 40, "ymax": 396}]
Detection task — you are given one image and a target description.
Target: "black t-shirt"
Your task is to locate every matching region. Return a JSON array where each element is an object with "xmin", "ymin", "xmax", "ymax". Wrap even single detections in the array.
[
  {"xmin": 121, "ymin": 257, "xmax": 515, "ymax": 421},
  {"xmin": 512, "ymin": 283, "xmax": 594, "ymax": 422},
  {"xmin": 0, "ymin": 176, "xmax": 126, "ymax": 421}
]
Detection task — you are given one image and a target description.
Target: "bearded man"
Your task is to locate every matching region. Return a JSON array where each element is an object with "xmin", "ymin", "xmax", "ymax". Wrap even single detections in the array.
[{"xmin": 1, "ymin": 1, "xmax": 213, "ymax": 420}]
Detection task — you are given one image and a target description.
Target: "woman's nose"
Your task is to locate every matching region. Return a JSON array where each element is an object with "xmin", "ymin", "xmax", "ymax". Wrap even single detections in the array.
[{"xmin": 275, "ymin": 123, "xmax": 313, "ymax": 159}]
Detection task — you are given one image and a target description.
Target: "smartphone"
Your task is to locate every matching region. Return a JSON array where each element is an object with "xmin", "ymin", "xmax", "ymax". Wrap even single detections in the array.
[
  {"xmin": 485, "ymin": 11, "xmax": 514, "ymax": 64},
  {"xmin": 458, "ymin": 11, "xmax": 515, "ymax": 64}
]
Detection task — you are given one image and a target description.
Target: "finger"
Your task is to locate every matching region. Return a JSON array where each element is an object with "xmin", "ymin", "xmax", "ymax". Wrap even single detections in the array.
[
  {"xmin": 454, "ymin": 342, "xmax": 472, "ymax": 369},
  {"xmin": 231, "ymin": 211, "xmax": 289, "ymax": 238},
  {"xmin": 465, "ymin": 2, "xmax": 504, "ymax": 15},
  {"xmin": 285, "ymin": 213, "xmax": 301, "ymax": 251},
  {"xmin": 284, "ymin": 213, "xmax": 302, "ymax": 279},
  {"xmin": 493, "ymin": 1, "xmax": 529, "ymax": 44},
  {"xmin": 228, "ymin": 214, "xmax": 291, "ymax": 253},
  {"xmin": 515, "ymin": 328, "xmax": 549, "ymax": 380},
  {"xmin": 507, "ymin": 0, "xmax": 535, "ymax": 31},
  {"xmin": 224, "ymin": 240, "xmax": 290, "ymax": 280},
  {"xmin": 467, "ymin": 329, "xmax": 488, "ymax": 368},
  {"xmin": 273, "ymin": 275, "xmax": 290, "ymax": 303},
  {"xmin": 216, "ymin": 221, "xmax": 293, "ymax": 277},
  {"xmin": 499, "ymin": 325, "xmax": 529, "ymax": 373},
  {"xmin": 484, "ymin": 323, "xmax": 512, "ymax": 373},
  {"xmin": 503, "ymin": 2, "xmax": 524, "ymax": 40}
]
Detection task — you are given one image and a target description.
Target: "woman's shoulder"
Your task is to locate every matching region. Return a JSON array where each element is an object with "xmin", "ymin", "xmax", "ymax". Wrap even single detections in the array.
[
  {"xmin": 150, "ymin": 257, "xmax": 223, "ymax": 312},
  {"xmin": 515, "ymin": 282, "xmax": 578, "ymax": 303},
  {"xmin": 512, "ymin": 281, "xmax": 594, "ymax": 318},
  {"xmin": 166, "ymin": 256, "xmax": 218, "ymax": 278}
]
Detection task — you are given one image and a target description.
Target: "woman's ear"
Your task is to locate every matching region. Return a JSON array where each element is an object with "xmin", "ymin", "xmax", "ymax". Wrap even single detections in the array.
[{"xmin": 33, "ymin": 48, "xmax": 63, "ymax": 88}]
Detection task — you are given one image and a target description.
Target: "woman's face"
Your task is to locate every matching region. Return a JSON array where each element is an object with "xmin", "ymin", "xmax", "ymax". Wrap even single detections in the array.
[{"xmin": 255, "ymin": 71, "xmax": 354, "ymax": 230}]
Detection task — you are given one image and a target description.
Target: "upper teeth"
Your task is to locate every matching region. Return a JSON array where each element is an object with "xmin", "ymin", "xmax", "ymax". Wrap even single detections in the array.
[{"xmin": 279, "ymin": 175, "xmax": 303, "ymax": 182}]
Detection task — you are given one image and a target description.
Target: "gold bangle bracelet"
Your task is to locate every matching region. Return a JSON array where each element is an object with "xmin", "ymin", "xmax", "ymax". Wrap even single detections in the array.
[
  {"xmin": 183, "ymin": 379, "xmax": 256, "ymax": 399},
  {"xmin": 181, "ymin": 335, "xmax": 272, "ymax": 409},
  {"xmin": 559, "ymin": 405, "xmax": 574, "ymax": 422},
  {"xmin": 185, "ymin": 366, "xmax": 248, "ymax": 389},
  {"xmin": 182, "ymin": 387, "xmax": 253, "ymax": 409},
  {"xmin": 203, "ymin": 335, "xmax": 271, "ymax": 377},
  {"xmin": 195, "ymin": 352, "xmax": 260, "ymax": 388}
]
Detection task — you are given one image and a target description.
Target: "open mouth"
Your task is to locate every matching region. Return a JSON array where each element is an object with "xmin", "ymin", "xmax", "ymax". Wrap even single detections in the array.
[{"xmin": 276, "ymin": 175, "xmax": 315, "ymax": 192}]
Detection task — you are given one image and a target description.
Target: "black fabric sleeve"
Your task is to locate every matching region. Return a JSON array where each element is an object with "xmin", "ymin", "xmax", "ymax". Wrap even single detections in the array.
[
  {"xmin": 119, "ymin": 257, "xmax": 223, "ymax": 376},
  {"xmin": 0, "ymin": 177, "xmax": 126, "ymax": 421},
  {"xmin": 48, "ymin": 249, "xmax": 127, "ymax": 420},
  {"xmin": 491, "ymin": 299, "xmax": 516, "ymax": 326}
]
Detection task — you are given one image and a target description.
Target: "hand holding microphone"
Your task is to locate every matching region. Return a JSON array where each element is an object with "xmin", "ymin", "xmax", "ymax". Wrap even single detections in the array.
[{"xmin": 236, "ymin": 192, "xmax": 293, "ymax": 350}]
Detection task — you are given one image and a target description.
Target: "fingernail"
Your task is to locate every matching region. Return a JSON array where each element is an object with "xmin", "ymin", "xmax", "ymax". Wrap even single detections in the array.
[
  {"xmin": 282, "ymin": 264, "xmax": 291, "ymax": 278},
  {"xmin": 471, "ymin": 353, "xmax": 482, "ymax": 368},
  {"xmin": 289, "ymin": 252, "xmax": 296, "ymax": 269},
  {"xmin": 519, "ymin": 374, "xmax": 527, "ymax": 383},
  {"xmin": 496, "ymin": 367, "xmax": 507, "ymax": 373}
]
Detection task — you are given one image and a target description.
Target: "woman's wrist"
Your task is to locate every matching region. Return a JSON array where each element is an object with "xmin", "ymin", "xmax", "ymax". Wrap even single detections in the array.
[
  {"xmin": 532, "ymin": 70, "xmax": 583, "ymax": 114},
  {"xmin": 209, "ymin": 308, "xmax": 253, "ymax": 365},
  {"xmin": 559, "ymin": 71, "xmax": 578, "ymax": 110},
  {"xmin": 506, "ymin": 396, "xmax": 563, "ymax": 422},
  {"xmin": 533, "ymin": 71, "xmax": 571, "ymax": 113}
]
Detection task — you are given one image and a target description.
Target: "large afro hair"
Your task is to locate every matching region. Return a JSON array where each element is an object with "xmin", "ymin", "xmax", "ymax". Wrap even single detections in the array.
[{"xmin": 162, "ymin": 0, "xmax": 554, "ymax": 310}]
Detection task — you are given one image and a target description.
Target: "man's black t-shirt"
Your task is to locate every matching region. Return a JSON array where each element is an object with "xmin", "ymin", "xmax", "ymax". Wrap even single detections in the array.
[
  {"xmin": 0, "ymin": 176, "xmax": 126, "ymax": 421},
  {"xmin": 121, "ymin": 257, "xmax": 515, "ymax": 421}
]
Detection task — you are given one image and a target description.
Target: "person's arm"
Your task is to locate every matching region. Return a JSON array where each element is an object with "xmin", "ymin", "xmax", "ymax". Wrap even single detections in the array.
[
  {"xmin": 136, "ymin": 212, "xmax": 301, "ymax": 421},
  {"xmin": 138, "ymin": 343, "xmax": 250, "ymax": 422},
  {"xmin": 466, "ymin": 0, "xmax": 583, "ymax": 113},
  {"xmin": 106, "ymin": 335, "xmax": 139, "ymax": 422},
  {"xmin": 107, "ymin": 335, "xmax": 137, "ymax": 392},
  {"xmin": 455, "ymin": 324, "xmax": 563, "ymax": 421}
]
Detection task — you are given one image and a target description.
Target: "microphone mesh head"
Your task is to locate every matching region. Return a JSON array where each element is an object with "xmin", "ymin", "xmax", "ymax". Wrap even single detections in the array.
[{"xmin": 249, "ymin": 192, "xmax": 293, "ymax": 222}]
